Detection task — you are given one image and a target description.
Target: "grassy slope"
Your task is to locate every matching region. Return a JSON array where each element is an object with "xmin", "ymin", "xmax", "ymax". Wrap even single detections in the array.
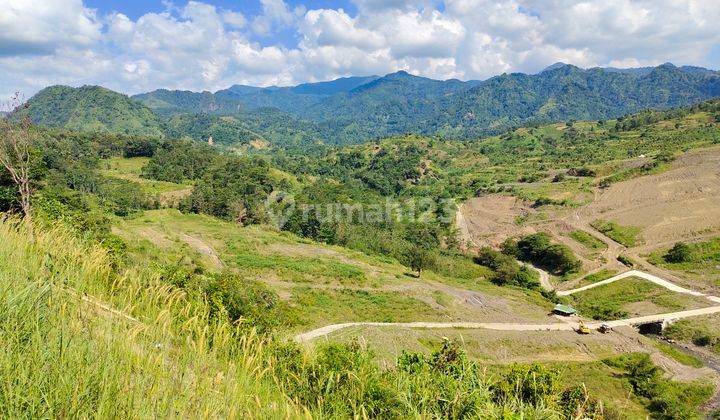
[
  {"xmin": 648, "ymin": 237, "xmax": 720, "ymax": 289},
  {"xmin": 570, "ymin": 277, "xmax": 711, "ymax": 320},
  {"xmin": 664, "ymin": 314, "xmax": 720, "ymax": 354},
  {"xmin": 112, "ymin": 209, "xmax": 557, "ymax": 333},
  {"xmin": 0, "ymin": 219, "xmax": 300, "ymax": 417},
  {"xmin": 100, "ymin": 157, "xmax": 192, "ymax": 195}
]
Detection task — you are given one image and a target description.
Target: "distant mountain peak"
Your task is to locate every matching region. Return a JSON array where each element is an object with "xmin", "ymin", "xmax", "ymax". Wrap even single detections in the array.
[
  {"xmin": 384, "ymin": 70, "xmax": 418, "ymax": 79},
  {"xmin": 541, "ymin": 62, "xmax": 571, "ymax": 72}
]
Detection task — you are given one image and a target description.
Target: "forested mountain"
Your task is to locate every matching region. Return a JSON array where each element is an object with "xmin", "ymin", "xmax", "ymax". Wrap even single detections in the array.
[
  {"xmin": 132, "ymin": 89, "xmax": 243, "ymax": 117},
  {"xmin": 24, "ymin": 85, "xmax": 165, "ymax": 137},
  {"xmin": 440, "ymin": 63, "xmax": 720, "ymax": 138},
  {"xmin": 24, "ymin": 85, "xmax": 325, "ymax": 148},
  {"xmin": 25, "ymin": 63, "xmax": 720, "ymax": 147}
]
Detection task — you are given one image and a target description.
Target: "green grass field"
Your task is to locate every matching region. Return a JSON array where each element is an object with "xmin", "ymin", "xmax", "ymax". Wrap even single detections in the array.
[
  {"xmin": 591, "ymin": 220, "xmax": 642, "ymax": 247},
  {"xmin": 112, "ymin": 209, "xmax": 557, "ymax": 331},
  {"xmin": 569, "ymin": 230, "xmax": 608, "ymax": 252},
  {"xmin": 570, "ymin": 277, "xmax": 710, "ymax": 320},
  {"xmin": 100, "ymin": 157, "xmax": 192, "ymax": 195},
  {"xmin": 574, "ymin": 269, "xmax": 619, "ymax": 288}
]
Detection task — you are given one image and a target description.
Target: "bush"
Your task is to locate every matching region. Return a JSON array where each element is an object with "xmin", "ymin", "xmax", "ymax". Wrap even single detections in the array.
[
  {"xmin": 123, "ymin": 138, "xmax": 157, "ymax": 158},
  {"xmin": 567, "ymin": 167, "xmax": 596, "ymax": 177},
  {"xmin": 474, "ymin": 247, "xmax": 539, "ymax": 288},
  {"xmin": 515, "ymin": 233, "xmax": 581, "ymax": 275},
  {"xmin": 203, "ymin": 272, "xmax": 290, "ymax": 333},
  {"xmin": 617, "ymin": 254, "xmax": 635, "ymax": 267},
  {"xmin": 664, "ymin": 242, "xmax": 692, "ymax": 263}
]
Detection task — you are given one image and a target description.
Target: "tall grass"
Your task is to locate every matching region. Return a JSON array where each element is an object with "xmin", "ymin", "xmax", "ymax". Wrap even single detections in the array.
[{"xmin": 0, "ymin": 218, "xmax": 301, "ymax": 418}]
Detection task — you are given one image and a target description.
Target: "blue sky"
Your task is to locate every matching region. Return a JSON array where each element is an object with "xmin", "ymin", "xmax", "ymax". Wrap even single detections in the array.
[
  {"xmin": 1, "ymin": 0, "xmax": 719, "ymax": 98},
  {"xmin": 84, "ymin": 0, "xmax": 361, "ymax": 48}
]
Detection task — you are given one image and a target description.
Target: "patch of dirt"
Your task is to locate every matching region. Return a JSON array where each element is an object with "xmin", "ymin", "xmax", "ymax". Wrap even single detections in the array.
[
  {"xmin": 159, "ymin": 188, "xmax": 192, "ymax": 208},
  {"xmin": 179, "ymin": 233, "xmax": 223, "ymax": 269},
  {"xmin": 456, "ymin": 195, "xmax": 536, "ymax": 248},
  {"xmin": 124, "ymin": 226, "xmax": 174, "ymax": 248},
  {"xmin": 577, "ymin": 147, "xmax": 720, "ymax": 249}
]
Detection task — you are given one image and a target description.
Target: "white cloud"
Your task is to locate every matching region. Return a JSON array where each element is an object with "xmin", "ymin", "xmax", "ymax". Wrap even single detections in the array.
[
  {"xmin": 0, "ymin": 0, "xmax": 101, "ymax": 56},
  {"xmin": 251, "ymin": 0, "xmax": 296, "ymax": 36},
  {"xmin": 1, "ymin": 0, "xmax": 720, "ymax": 99},
  {"xmin": 301, "ymin": 9, "xmax": 384, "ymax": 50},
  {"xmin": 222, "ymin": 10, "xmax": 246, "ymax": 28}
]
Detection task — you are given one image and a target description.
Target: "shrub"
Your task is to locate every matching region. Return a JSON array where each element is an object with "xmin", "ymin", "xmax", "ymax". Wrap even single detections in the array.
[
  {"xmin": 516, "ymin": 233, "xmax": 581, "ymax": 275},
  {"xmin": 203, "ymin": 272, "xmax": 290, "ymax": 332},
  {"xmin": 567, "ymin": 167, "xmax": 596, "ymax": 177},
  {"xmin": 664, "ymin": 242, "xmax": 692, "ymax": 263},
  {"xmin": 474, "ymin": 247, "xmax": 539, "ymax": 288},
  {"xmin": 617, "ymin": 254, "xmax": 635, "ymax": 267},
  {"xmin": 123, "ymin": 138, "xmax": 157, "ymax": 158}
]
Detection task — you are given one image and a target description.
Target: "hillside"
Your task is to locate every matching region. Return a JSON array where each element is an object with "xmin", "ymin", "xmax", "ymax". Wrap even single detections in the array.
[
  {"xmin": 131, "ymin": 63, "xmax": 720, "ymax": 145},
  {"xmin": 24, "ymin": 85, "xmax": 165, "ymax": 137},
  {"xmin": 23, "ymin": 64, "xmax": 720, "ymax": 148},
  {"xmin": 3, "ymin": 97, "xmax": 720, "ymax": 417},
  {"xmin": 443, "ymin": 63, "xmax": 720, "ymax": 138}
]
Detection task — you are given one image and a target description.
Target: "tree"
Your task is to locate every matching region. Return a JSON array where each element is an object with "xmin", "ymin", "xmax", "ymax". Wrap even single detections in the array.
[
  {"xmin": 405, "ymin": 244, "xmax": 432, "ymax": 277},
  {"xmin": 664, "ymin": 242, "xmax": 692, "ymax": 263},
  {"xmin": 0, "ymin": 93, "xmax": 35, "ymax": 228}
]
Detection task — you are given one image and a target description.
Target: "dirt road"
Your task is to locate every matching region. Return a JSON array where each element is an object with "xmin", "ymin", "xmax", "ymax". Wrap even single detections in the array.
[
  {"xmin": 294, "ymin": 305, "xmax": 720, "ymax": 342},
  {"xmin": 295, "ymin": 266, "xmax": 720, "ymax": 342},
  {"xmin": 558, "ymin": 269, "xmax": 716, "ymax": 298}
]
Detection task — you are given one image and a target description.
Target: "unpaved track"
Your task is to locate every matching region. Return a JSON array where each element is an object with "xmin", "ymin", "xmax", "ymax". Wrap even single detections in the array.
[
  {"xmin": 295, "ymin": 267, "xmax": 720, "ymax": 342},
  {"xmin": 294, "ymin": 305, "xmax": 720, "ymax": 342},
  {"xmin": 557, "ymin": 269, "xmax": 718, "ymax": 299}
]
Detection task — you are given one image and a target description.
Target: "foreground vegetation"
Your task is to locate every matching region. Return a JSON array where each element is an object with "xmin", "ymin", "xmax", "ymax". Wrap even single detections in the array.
[{"xmin": 0, "ymin": 217, "xmax": 653, "ymax": 418}]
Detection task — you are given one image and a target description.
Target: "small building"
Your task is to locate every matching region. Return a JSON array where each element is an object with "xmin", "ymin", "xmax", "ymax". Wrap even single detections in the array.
[{"xmin": 553, "ymin": 303, "xmax": 577, "ymax": 316}]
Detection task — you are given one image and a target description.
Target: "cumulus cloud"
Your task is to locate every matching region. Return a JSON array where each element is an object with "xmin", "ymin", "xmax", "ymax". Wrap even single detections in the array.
[
  {"xmin": 1, "ymin": 0, "xmax": 719, "ymax": 98},
  {"xmin": 0, "ymin": 0, "xmax": 101, "ymax": 56},
  {"xmin": 251, "ymin": 0, "xmax": 298, "ymax": 36}
]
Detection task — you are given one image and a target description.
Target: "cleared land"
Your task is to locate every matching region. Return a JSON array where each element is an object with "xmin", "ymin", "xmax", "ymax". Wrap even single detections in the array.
[
  {"xmin": 568, "ymin": 276, "xmax": 712, "ymax": 320},
  {"xmin": 577, "ymin": 147, "xmax": 720, "ymax": 247},
  {"xmin": 112, "ymin": 209, "xmax": 559, "ymax": 333},
  {"xmin": 100, "ymin": 157, "xmax": 193, "ymax": 205}
]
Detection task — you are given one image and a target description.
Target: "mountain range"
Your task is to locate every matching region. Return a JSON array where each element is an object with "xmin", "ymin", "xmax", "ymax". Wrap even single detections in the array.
[{"xmin": 22, "ymin": 62, "xmax": 720, "ymax": 147}]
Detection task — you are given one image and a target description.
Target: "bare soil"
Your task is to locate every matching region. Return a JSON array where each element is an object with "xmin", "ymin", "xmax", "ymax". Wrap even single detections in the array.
[{"xmin": 577, "ymin": 147, "xmax": 720, "ymax": 248}]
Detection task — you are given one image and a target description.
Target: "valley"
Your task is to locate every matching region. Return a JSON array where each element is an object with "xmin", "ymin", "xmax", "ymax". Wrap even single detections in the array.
[{"xmin": 3, "ymin": 78, "xmax": 720, "ymax": 418}]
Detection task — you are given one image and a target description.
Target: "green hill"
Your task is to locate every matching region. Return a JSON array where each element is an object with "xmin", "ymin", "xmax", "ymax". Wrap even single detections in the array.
[
  {"xmin": 25, "ymin": 64, "xmax": 720, "ymax": 148},
  {"xmin": 24, "ymin": 85, "xmax": 165, "ymax": 137},
  {"xmin": 132, "ymin": 63, "xmax": 720, "ymax": 145}
]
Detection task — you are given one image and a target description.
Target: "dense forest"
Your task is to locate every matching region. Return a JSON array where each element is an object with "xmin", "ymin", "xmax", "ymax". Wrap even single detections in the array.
[{"xmin": 22, "ymin": 63, "xmax": 720, "ymax": 148}]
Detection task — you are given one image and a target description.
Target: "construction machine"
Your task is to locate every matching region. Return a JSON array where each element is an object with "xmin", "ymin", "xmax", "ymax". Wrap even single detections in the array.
[{"xmin": 576, "ymin": 321, "xmax": 591, "ymax": 335}]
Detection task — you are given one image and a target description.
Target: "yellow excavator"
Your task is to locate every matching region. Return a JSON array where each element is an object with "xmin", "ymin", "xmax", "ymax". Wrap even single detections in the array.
[{"xmin": 576, "ymin": 321, "xmax": 591, "ymax": 335}]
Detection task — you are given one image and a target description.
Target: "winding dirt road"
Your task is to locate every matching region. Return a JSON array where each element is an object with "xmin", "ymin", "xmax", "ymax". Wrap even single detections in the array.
[
  {"xmin": 294, "ymin": 303, "xmax": 720, "ymax": 342},
  {"xmin": 295, "ymin": 265, "xmax": 720, "ymax": 342}
]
